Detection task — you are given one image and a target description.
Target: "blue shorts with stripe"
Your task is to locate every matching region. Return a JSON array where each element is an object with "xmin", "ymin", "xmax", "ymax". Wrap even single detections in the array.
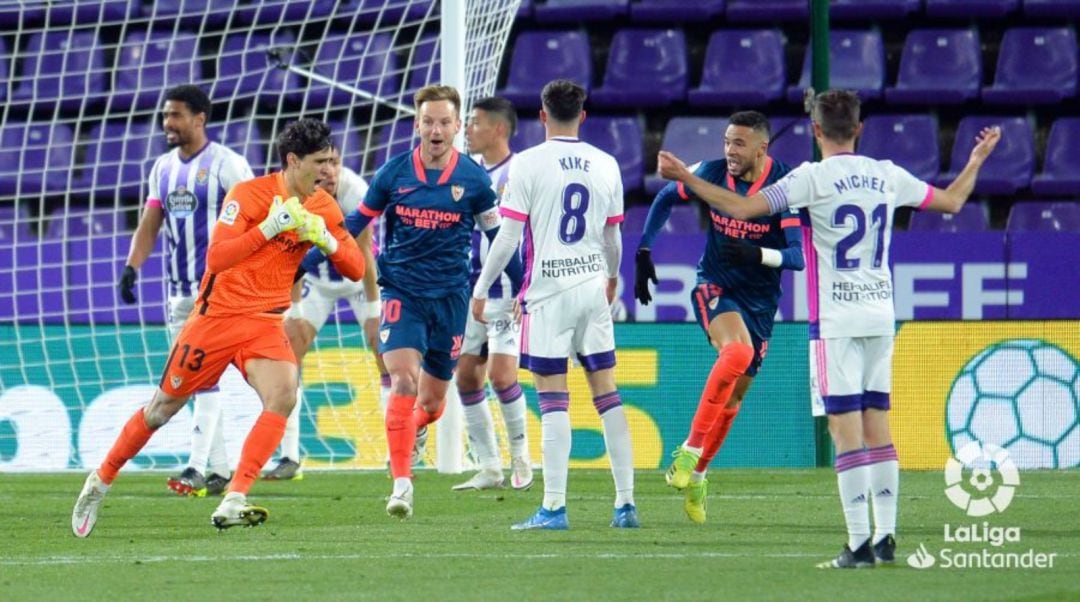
[
  {"xmin": 378, "ymin": 286, "xmax": 468, "ymax": 381},
  {"xmin": 689, "ymin": 280, "xmax": 776, "ymax": 377}
]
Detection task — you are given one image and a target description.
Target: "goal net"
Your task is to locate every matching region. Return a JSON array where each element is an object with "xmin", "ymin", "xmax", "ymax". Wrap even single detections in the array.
[{"xmin": 0, "ymin": 0, "xmax": 522, "ymax": 472}]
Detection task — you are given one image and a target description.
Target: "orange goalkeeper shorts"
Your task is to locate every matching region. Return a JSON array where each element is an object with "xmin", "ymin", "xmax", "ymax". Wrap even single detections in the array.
[{"xmin": 158, "ymin": 312, "xmax": 296, "ymax": 398}]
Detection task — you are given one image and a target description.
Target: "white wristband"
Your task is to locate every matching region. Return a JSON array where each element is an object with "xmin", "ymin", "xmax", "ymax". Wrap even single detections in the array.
[
  {"xmin": 760, "ymin": 247, "xmax": 783, "ymax": 268},
  {"xmin": 365, "ymin": 300, "xmax": 381, "ymax": 317}
]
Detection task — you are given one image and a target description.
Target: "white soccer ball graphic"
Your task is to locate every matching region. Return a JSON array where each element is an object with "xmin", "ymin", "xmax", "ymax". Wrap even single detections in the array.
[
  {"xmin": 944, "ymin": 442, "xmax": 1019, "ymax": 516},
  {"xmin": 946, "ymin": 339, "xmax": 1080, "ymax": 469}
]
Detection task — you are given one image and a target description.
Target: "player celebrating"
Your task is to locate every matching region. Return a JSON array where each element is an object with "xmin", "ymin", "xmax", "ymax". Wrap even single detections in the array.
[
  {"xmin": 636, "ymin": 111, "xmax": 804, "ymax": 524},
  {"xmin": 318, "ymin": 85, "xmax": 516, "ymax": 519},
  {"xmin": 473, "ymin": 79, "xmax": 637, "ymax": 530},
  {"xmin": 72, "ymin": 119, "xmax": 364, "ymax": 536},
  {"xmin": 118, "ymin": 84, "xmax": 254, "ymax": 497},
  {"xmin": 658, "ymin": 90, "xmax": 1000, "ymax": 568},
  {"xmin": 454, "ymin": 96, "xmax": 532, "ymax": 492},
  {"xmin": 267, "ymin": 147, "xmax": 384, "ymax": 481}
]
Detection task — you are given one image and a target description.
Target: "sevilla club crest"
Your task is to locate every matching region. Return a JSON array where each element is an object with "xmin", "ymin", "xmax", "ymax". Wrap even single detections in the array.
[{"xmin": 451, "ymin": 185, "xmax": 465, "ymax": 202}]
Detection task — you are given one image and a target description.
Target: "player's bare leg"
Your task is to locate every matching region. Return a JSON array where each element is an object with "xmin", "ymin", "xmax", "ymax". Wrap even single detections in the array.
[
  {"xmin": 73, "ymin": 388, "xmax": 190, "ymax": 537},
  {"xmin": 668, "ymin": 311, "xmax": 753, "ymax": 489},
  {"xmin": 454, "ymin": 353, "xmax": 505, "ymax": 490},
  {"xmin": 863, "ymin": 408, "xmax": 898, "ymax": 563},
  {"xmin": 383, "ymin": 348, "xmax": 424, "ymax": 519},
  {"xmin": 211, "ymin": 358, "xmax": 297, "ymax": 530},
  {"xmin": 584, "ymin": 367, "xmax": 637, "ymax": 528}
]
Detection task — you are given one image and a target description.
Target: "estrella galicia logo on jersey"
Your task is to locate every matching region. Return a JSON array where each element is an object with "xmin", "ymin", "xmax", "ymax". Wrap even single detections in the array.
[
  {"xmin": 219, "ymin": 200, "xmax": 240, "ymax": 225},
  {"xmin": 196, "ymin": 168, "xmax": 209, "ymax": 185},
  {"xmin": 166, "ymin": 186, "xmax": 199, "ymax": 219},
  {"xmin": 451, "ymin": 184, "xmax": 465, "ymax": 202}
]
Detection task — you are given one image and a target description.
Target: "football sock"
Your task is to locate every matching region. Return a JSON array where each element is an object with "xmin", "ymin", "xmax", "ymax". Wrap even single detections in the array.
[
  {"xmin": 205, "ymin": 389, "xmax": 230, "ymax": 477},
  {"xmin": 413, "ymin": 400, "xmax": 445, "ymax": 429},
  {"xmin": 386, "ymin": 393, "xmax": 417, "ymax": 479},
  {"xmin": 868, "ymin": 444, "xmax": 899, "ymax": 544},
  {"xmin": 496, "ymin": 382, "xmax": 529, "ymax": 459},
  {"xmin": 835, "ymin": 448, "xmax": 873, "ymax": 551},
  {"xmin": 594, "ymin": 391, "xmax": 634, "ymax": 508},
  {"xmin": 539, "ymin": 391, "xmax": 570, "ymax": 510},
  {"xmin": 695, "ymin": 406, "xmax": 741, "ymax": 472},
  {"xmin": 686, "ymin": 342, "xmax": 754, "ymax": 449},
  {"xmin": 229, "ymin": 411, "xmax": 287, "ymax": 495},
  {"xmin": 379, "ymin": 375, "xmax": 391, "ymax": 417},
  {"xmin": 279, "ymin": 384, "xmax": 302, "ymax": 461},
  {"xmin": 187, "ymin": 388, "xmax": 221, "ymax": 474},
  {"xmin": 460, "ymin": 388, "xmax": 501, "ymax": 471},
  {"xmin": 98, "ymin": 407, "xmax": 156, "ymax": 485}
]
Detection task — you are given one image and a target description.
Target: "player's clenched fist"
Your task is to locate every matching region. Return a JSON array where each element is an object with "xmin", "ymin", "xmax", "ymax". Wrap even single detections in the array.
[
  {"xmin": 657, "ymin": 150, "xmax": 691, "ymax": 182},
  {"xmin": 297, "ymin": 212, "xmax": 339, "ymax": 255},
  {"xmin": 258, "ymin": 195, "xmax": 306, "ymax": 239}
]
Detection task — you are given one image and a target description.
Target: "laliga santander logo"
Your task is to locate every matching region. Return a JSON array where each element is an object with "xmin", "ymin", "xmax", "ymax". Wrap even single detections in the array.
[{"xmin": 944, "ymin": 442, "xmax": 1020, "ymax": 517}]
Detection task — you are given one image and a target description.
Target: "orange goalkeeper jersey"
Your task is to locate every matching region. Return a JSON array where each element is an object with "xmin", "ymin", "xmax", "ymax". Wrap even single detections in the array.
[{"xmin": 195, "ymin": 171, "xmax": 364, "ymax": 318}]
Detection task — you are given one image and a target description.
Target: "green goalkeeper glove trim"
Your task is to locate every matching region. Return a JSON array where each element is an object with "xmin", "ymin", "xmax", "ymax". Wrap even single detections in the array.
[{"xmin": 258, "ymin": 195, "xmax": 306, "ymax": 240}]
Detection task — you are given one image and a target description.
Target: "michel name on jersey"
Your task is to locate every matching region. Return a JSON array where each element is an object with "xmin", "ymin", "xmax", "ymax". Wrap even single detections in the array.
[{"xmin": 541, "ymin": 253, "xmax": 605, "ymax": 279}]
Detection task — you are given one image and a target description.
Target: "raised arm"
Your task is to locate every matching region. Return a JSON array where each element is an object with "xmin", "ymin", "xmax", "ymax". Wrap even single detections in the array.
[
  {"xmin": 658, "ymin": 151, "xmax": 771, "ymax": 220},
  {"xmin": 923, "ymin": 126, "xmax": 1001, "ymax": 214}
]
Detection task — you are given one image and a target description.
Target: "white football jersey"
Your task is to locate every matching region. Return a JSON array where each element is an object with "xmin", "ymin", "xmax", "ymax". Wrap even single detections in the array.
[
  {"xmin": 760, "ymin": 154, "xmax": 932, "ymax": 339},
  {"xmin": 500, "ymin": 137, "xmax": 624, "ymax": 311},
  {"xmin": 471, "ymin": 154, "xmax": 516, "ymax": 300},
  {"xmin": 307, "ymin": 165, "xmax": 369, "ymax": 283}
]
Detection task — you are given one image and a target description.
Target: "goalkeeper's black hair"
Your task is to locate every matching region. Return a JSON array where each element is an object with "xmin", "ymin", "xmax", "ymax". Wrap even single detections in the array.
[
  {"xmin": 163, "ymin": 84, "xmax": 212, "ymax": 120},
  {"xmin": 729, "ymin": 111, "xmax": 771, "ymax": 140},
  {"xmin": 276, "ymin": 118, "xmax": 333, "ymax": 169},
  {"xmin": 473, "ymin": 96, "xmax": 517, "ymax": 138},
  {"xmin": 541, "ymin": 79, "xmax": 587, "ymax": 123}
]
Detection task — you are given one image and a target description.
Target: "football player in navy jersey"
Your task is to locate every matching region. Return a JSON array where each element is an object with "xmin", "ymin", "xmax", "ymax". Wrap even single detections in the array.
[{"xmin": 635, "ymin": 111, "xmax": 804, "ymax": 524}]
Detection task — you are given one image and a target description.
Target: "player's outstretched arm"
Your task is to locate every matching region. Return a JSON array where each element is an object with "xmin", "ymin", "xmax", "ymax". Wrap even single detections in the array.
[
  {"xmin": 634, "ymin": 183, "xmax": 682, "ymax": 305},
  {"xmin": 924, "ymin": 126, "xmax": 1002, "ymax": 214},
  {"xmin": 657, "ymin": 151, "xmax": 770, "ymax": 220},
  {"xmin": 472, "ymin": 218, "xmax": 526, "ymax": 323}
]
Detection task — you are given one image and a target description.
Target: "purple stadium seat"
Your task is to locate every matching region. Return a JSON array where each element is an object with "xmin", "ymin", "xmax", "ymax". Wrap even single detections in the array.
[
  {"xmin": 0, "ymin": 3, "xmax": 43, "ymax": 25},
  {"xmin": 908, "ymin": 202, "xmax": 989, "ymax": 232},
  {"xmin": 511, "ymin": 119, "xmax": 545, "ymax": 152},
  {"xmin": 79, "ymin": 122, "xmax": 167, "ymax": 201},
  {"xmin": 326, "ymin": 121, "xmax": 365, "ymax": 173},
  {"xmin": 46, "ymin": 1, "xmax": 139, "ymax": 23},
  {"xmin": 66, "ymin": 231, "xmax": 166, "ymax": 324},
  {"xmin": 768, "ymin": 118, "xmax": 813, "ymax": 167},
  {"xmin": 305, "ymin": 33, "xmax": 399, "ymax": 109},
  {"xmin": 206, "ymin": 121, "xmax": 269, "ymax": 175},
  {"xmin": 688, "ymin": 30, "xmax": 786, "ymax": 107},
  {"xmin": 725, "ymin": 0, "xmax": 808, "ymax": 22},
  {"xmin": 215, "ymin": 31, "xmax": 302, "ymax": 107},
  {"xmin": 533, "ymin": 0, "xmax": 629, "ymax": 23},
  {"xmin": 373, "ymin": 121, "xmax": 417, "ymax": 170},
  {"xmin": 630, "ymin": 0, "xmax": 724, "ymax": 22},
  {"xmin": 10, "ymin": 31, "xmax": 106, "ymax": 112},
  {"xmin": 938, "ymin": 117, "xmax": 1034, "ymax": 195},
  {"xmin": 1007, "ymin": 202, "xmax": 1080, "ymax": 231},
  {"xmin": 788, "ymin": 30, "xmax": 884, "ymax": 103},
  {"xmin": 858, "ymin": 114, "xmax": 940, "ymax": 182},
  {"xmin": 624, "ymin": 204, "xmax": 703, "ymax": 235},
  {"xmin": 500, "ymin": 31, "xmax": 591, "ymax": 109},
  {"xmin": 982, "ymin": 28, "xmax": 1078, "ymax": 105},
  {"xmin": 112, "ymin": 30, "xmax": 202, "ymax": 112},
  {"xmin": 591, "ymin": 29, "xmax": 688, "ymax": 109},
  {"xmin": 0, "ymin": 122, "xmax": 75, "ymax": 196},
  {"xmin": 518, "ymin": 0, "xmax": 534, "ymax": 17},
  {"xmin": 645, "ymin": 117, "xmax": 728, "ymax": 195},
  {"xmin": 925, "ymin": 0, "xmax": 1020, "ymax": 17},
  {"xmin": 5, "ymin": 240, "xmax": 67, "ymax": 324},
  {"xmin": 235, "ymin": 0, "xmax": 336, "ymax": 25},
  {"xmin": 1024, "ymin": 0, "xmax": 1080, "ymax": 17},
  {"xmin": 45, "ymin": 208, "xmax": 128, "ymax": 241},
  {"xmin": 580, "ymin": 117, "xmax": 644, "ymax": 193},
  {"xmin": 0, "ymin": 37, "xmax": 7, "ymax": 104},
  {"xmin": 885, "ymin": 29, "xmax": 981, "ymax": 106},
  {"xmin": 1032, "ymin": 118, "xmax": 1080, "ymax": 195},
  {"xmin": 830, "ymin": 0, "xmax": 920, "ymax": 19},
  {"xmin": 348, "ymin": 0, "xmax": 434, "ymax": 24},
  {"xmin": 0, "ymin": 206, "xmax": 34, "ymax": 245},
  {"xmin": 143, "ymin": 0, "xmax": 233, "ymax": 28},
  {"xmin": 404, "ymin": 35, "xmax": 439, "ymax": 98}
]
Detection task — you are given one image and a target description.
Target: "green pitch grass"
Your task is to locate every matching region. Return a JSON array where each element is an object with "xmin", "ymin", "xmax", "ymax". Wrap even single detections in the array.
[{"xmin": 1, "ymin": 469, "xmax": 1077, "ymax": 601}]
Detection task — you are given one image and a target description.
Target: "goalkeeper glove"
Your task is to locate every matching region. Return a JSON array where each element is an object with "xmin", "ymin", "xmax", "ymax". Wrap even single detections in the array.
[
  {"xmin": 719, "ymin": 239, "xmax": 762, "ymax": 266},
  {"xmin": 258, "ymin": 195, "xmax": 306, "ymax": 240},
  {"xmin": 118, "ymin": 265, "xmax": 137, "ymax": 304},
  {"xmin": 298, "ymin": 212, "xmax": 339, "ymax": 255},
  {"xmin": 634, "ymin": 248, "xmax": 658, "ymax": 305}
]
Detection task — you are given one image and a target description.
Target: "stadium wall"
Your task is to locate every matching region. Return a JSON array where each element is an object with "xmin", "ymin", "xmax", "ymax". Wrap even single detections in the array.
[{"xmin": 1, "ymin": 321, "xmax": 1076, "ymax": 473}]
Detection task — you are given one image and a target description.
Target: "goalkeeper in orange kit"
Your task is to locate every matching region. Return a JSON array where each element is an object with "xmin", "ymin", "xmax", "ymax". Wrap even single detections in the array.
[{"xmin": 71, "ymin": 119, "xmax": 364, "ymax": 536}]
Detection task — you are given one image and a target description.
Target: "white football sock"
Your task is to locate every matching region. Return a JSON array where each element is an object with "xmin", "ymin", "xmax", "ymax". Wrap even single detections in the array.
[
  {"xmin": 279, "ymin": 384, "xmax": 302, "ymax": 461},
  {"xmin": 461, "ymin": 389, "xmax": 501, "ymax": 471},
  {"xmin": 187, "ymin": 389, "xmax": 221, "ymax": 474},
  {"xmin": 496, "ymin": 383, "xmax": 529, "ymax": 459},
  {"xmin": 205, "ymin": 390, "xmax": 230, "ymax": 477},
  {"xmin": 868, "ymin": 445, "xmax": 899, "ymax": 543},
  {"xmin": 837, "ymin": 461, "xmax": 872, "ymax": 551},
  {"xmin": 540, "ymin": 410, "xmax": 570, "ymax": 511},
  {"xmin": 597, "ymin": 400, "xmax": 634, "ymax": 508}
]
